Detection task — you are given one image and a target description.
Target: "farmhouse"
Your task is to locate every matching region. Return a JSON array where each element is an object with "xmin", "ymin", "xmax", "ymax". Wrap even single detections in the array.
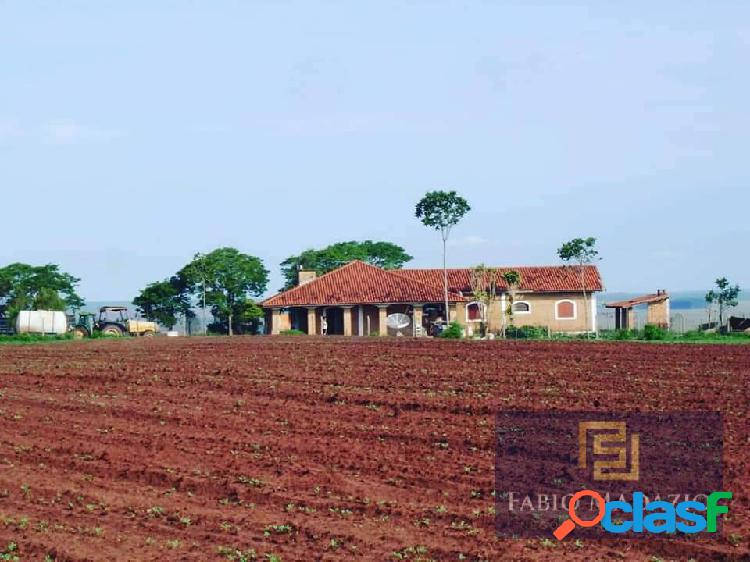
[{"xmin": 262, "ymin": 260, "xmax": 603, "ymax": 336}]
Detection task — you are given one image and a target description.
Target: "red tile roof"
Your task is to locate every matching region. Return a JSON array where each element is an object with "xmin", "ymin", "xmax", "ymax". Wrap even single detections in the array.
[
  {"xmin": 400, "ymin": 265, "xmax": 603, "ymax": 294},
  {"xmin": 605, "ymin": 292, "xmax": 668, "ymax": 309},
  {"xmin": 263, "ymin": 261, "xmax": 603, "ymax": 308},
  {"xmin": 262, "ymin": 261, "xmax": 464, "ymax": 307}
]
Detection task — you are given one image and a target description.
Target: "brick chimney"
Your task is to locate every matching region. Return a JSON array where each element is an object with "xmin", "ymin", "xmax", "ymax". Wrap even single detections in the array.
[{"xmin": 298, "ymin": 270, "xmax": 317, "ymax": 286}]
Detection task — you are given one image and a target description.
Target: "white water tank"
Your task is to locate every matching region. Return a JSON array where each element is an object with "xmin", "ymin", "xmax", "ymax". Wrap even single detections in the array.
[{"xmin": 15, "ymin": 310, "xmax": 68, "ymax": 335}]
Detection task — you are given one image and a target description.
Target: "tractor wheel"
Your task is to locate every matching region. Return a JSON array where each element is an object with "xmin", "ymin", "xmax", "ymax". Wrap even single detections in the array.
[
  {"xmin": 72, "ymin": 327, "xmax": 88, "ymax": 339},
  {"xmin": 102, "ymin": 325, "xmax": 123, "ymax": 337},
  {"xmin": 142, "ymin": 330, "xmax": 155, "ymax": 337}
]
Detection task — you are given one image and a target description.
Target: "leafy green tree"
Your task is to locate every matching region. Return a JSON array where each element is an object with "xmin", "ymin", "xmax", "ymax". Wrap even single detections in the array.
[
  {"xmin": 415, "ymin": 190, "xmax": 471, "ymax": 323},
  {"xmin": 280, "ymin": 240, "xmax": 412, "ymax": 290},
  {"xmin": 208, "ymin": 298, "xmax": 264, "ymax": 335},
  {"xmin": 133, "ymin": 276, "xmax": 193, "ymax": 330},
  {"xmin": 181, "ymin": 248, "xmax": 268, "ymax": 335},
  {"xmin": 0, "ymin": 263, "xmax": 84, "ymax": 322},
  {"xmin": 705, "ymin": 277, "xmax": 741, "ymax": 329},
  {"xmin": 557, "ymin": 237, "xmax": 599, "ymax": 337},
  {"xmin": 469, "ymin": 264, "xmax": 497, "ymax": 337}
]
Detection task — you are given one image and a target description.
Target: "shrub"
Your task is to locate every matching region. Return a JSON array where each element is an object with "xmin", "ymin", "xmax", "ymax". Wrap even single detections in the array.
[
  {"xmin": 643, "ymin": 324, "xmax": 667, "ymax": 341},
  {"xmin": 615, "ymin": 329, "xmax": 635, "ymax": 340},
  {"xmin": 280, "ymin": 329, "xmax": 305, "ymax": 336},
  {"xmin": 605, "ymin": 329, "xmax": 635, "ymax": 340},
  {"xmin": 439, "ymin": 322, "xmax": 464, "ymax": 339},
  {"xmin": 505, "ymin": 325, "xmax": 547, "ymax": 339}
]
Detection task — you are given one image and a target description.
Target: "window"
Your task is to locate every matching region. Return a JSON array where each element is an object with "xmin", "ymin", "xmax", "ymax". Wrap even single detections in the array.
[
  {"xmin": 466, "ymin": 302, "xmax": 485, "ymax": 322},
  {"xmin": 555, "ymin": 300, "xmax": 576, "ymax": 320},
  {"xmin": 512, "ymin": 301, "xmax": 531, "ymax": 314}
]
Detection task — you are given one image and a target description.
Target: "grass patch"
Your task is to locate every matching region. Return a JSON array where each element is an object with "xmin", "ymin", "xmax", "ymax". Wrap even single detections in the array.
[
  {"xmin": 598, "ymin": 329, "xmax": 750, "ymax": 345},
  {"xmin": 0, "ymin": 333, "xmax": 75, "ymax": 345},
  {"xmin": 1, "ymin": 542, "xmax": 20, "ymax": 562}
]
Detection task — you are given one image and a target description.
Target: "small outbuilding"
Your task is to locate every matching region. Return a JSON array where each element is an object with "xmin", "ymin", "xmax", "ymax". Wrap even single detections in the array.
[{"xmin": 605, "ymin": 290, "xmax": 670, "ymax": 330}]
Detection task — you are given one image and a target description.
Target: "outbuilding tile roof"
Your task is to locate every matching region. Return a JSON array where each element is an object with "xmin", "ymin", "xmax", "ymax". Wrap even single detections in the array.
[
  {"xmin": 605, "ymin": 292, "xmax": 668, "ymax": 309},
  {"xmin": 262, "ymin": 261, "xmax": 603, "ymax": 308}
]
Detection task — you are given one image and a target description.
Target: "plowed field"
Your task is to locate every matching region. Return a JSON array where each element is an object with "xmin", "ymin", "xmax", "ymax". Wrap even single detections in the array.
[{"xmin": 0, "ymin": 338, "xmax": 747, "ymax": 561}]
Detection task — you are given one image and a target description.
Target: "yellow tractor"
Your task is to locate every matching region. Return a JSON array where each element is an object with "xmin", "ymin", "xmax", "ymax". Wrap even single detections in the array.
[{"xmin": 72, "ymin": 306, "xmax": 157, "ymax": 338}]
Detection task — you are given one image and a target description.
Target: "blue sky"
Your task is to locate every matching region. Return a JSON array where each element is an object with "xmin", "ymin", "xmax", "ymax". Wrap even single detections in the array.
[{"xmin": 1, "ymin": 1, "xmax": 748, "ymax": 301}]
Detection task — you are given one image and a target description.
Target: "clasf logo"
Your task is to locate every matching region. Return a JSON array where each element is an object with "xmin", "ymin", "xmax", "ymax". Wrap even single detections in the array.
[{"xmin": 553, "ymin": 490, "xmax": 732, "ymax": 540}]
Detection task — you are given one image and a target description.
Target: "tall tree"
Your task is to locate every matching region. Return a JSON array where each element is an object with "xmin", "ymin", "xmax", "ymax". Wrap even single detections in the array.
[
  {"xmin": 0, "ymin": 263, "xmax": 84, "ymax": 322},
  {"xmin": 179, "ymin": 253, "xmax": 211, "ymax": 335},
  {"xmin": 415, "ymin": 190, "xmax": 471, "ymax": 324},
  {"xmin": 133, "ymin": 276, "xmax": 193, "ymax": 330},
  {"xmin": 181, "ymin": 248, "xmax": 268, "ymax": 336},
  {"xmin": 705, "ymin": 277, "xmax": 740, "ymax": 330},
  {"xmin": 501, "ymin": 269, "xmax": 522, "ymax": 334},
  {"xmin": 280, "ymin": 240, "xmax": 412, "ymax": 290},
  {"xmin": 557, "ymin": 237, "xmax": 599, "ymax": 337}
]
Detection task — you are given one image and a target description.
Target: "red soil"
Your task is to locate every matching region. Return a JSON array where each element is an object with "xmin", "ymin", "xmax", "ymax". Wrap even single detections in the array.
[{"xmin": 0, "ymin": 338, "xmax": 747, "ymax": 561}]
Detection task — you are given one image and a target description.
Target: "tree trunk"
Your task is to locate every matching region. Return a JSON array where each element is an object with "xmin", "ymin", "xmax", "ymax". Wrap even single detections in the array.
[
  {"xmin": 442, "ymin": 236, "xmax": 449, "ymax": 328},
  {"xmin": 580, "ymin": 263, "xmax": 589, "ymax": 339},
  {"xmin": 228, "ymin": 312, "xmax": 233, "ymax": 336},
  {"xmin": 202, "ymin": 283, "xmax": 207, "ymax": 336}
]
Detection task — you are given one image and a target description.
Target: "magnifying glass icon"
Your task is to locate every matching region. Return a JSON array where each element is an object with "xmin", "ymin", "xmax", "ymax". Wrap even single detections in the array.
[{"xmin": 553, "ymin": 489, "xmax": 606, "ymax": 540}]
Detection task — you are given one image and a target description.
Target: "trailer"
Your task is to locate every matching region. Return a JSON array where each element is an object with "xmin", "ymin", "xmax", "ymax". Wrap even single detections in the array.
[{"xmin": 15, "ymin": 310, "xmax": 68, "ymax": 335}]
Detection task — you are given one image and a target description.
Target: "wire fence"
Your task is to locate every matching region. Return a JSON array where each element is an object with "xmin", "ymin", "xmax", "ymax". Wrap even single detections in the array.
[{"xmin": 597, "ymin": 305, "xmax": 750, "ymax": 333}]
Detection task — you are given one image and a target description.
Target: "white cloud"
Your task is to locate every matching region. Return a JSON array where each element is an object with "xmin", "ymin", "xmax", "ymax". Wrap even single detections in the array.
[
  {"xmin": 42, "ymin": 119, "xmax": 122, "ymax": 145},
  {"xmin": 447, "ymin": 235, "xmax": 488, "ymax": 247}
]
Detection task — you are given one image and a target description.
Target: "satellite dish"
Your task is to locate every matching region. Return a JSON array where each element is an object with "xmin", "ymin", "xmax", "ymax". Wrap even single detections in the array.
[{"xmin": 387, "ymin": 313, "xmax": 411, "ymax": 334}]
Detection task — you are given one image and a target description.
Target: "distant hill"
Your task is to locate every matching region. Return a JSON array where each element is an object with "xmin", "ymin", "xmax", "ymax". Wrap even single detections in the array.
[{"xmin": 81, "ymin": 301, "xmax": 135, "ymax": 313}]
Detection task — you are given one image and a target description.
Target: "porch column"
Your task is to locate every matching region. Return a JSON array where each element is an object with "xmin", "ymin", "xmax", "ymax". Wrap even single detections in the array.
[
  {"xmin": 306, "ymin": 307, "xmax": 317, "ymax": 335},
  {"xmin": 271, "ymin": 308, "xmax": 282, "ymax": 335},
  {"xmin": 412, "ymin": 304, "xmax": 424, "ymax": 336},
  {"xmin": 626, "ymin": 308, "xmax": 636, "ymax": 331},
  {"xmin": 377, "ymin": 304, "xmax": 388, "ymax": 336},
  {"xmin": 500, "ymin": 293, "xmax": 507, "ymax": 332},
  {"xmin": 590, "ymin": 294, "xmax": 598, "ymax": 334},
  {"xmin": 614, "ymin": 308, "xmax": 623, "ymax": 330},
  {"xmin": 455, "ymin": 302, "xmax": 467, "ymax": 327},
  {"xmin": 342, "ymin": 306, "xmax": 353, "ymax": 336}
]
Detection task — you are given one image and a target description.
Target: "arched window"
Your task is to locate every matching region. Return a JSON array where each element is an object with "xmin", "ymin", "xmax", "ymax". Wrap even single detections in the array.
[
  {"xmin": 555, "ymin": 299, "xmax": 577, "ymax": 320},
  {"xmin": 512, "ymin": 301, "xmax": 531, "ymax": 314},
  {"xmin": 466, "ymin": 301, "xmax": 485, "ymax": 322}
]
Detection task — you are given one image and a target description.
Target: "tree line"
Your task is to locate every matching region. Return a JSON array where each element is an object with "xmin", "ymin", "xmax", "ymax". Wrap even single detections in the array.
[
  {"xmin": 0, "ymin": 264, "xmax": 83, "ymax": 323},
  {"xmin": 0, "ymin": 190, "xmax": 742, "ymax": 335},
  {"xmin": 136, "ymin": 190, "xmax": 606, "ymax": 336}
]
